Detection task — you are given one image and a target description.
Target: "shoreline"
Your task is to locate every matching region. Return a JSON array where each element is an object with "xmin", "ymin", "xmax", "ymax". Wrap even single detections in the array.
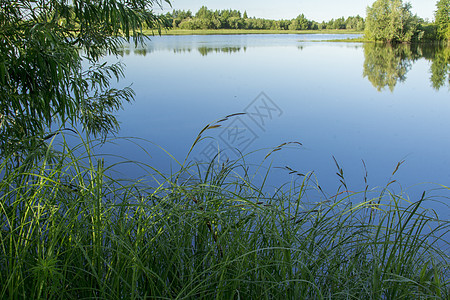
[
  {"xmin": 143, "ymin": 29, "xmax": 448, "ymax": 44},
  {"xmin": 145, "ymin": 28, "xmax": 364, "ymax": 36}
]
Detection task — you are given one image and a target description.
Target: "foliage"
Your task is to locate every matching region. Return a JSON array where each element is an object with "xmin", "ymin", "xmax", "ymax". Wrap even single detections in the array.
[
  {"xmin": 365, "ymin": 0, "xmax": 419, "ymax": 43},
  {"xmin": 163, "ymin": 6, "xmax": 364, "ymax": 32},
  {"xmin": 415, "ymin": 23, "xmax": 439, "ymax": 42},
  {"xmin": 0, "ymin": 133, "xmax": 448, "ymax": 298},
  {"xmin": 288, "ymin": 14, "xmax": 312, "ymax": 30},
  {"xmin": 0, "ymin": 0, "xmax": 170, "ymax": 158},
  {"xmin": 346, "ymin": 15, "xmax": 366, "ymax": 31},
  {"xmin": 435, "ymin": 0, "xmax": 450, "ymax": 41}
]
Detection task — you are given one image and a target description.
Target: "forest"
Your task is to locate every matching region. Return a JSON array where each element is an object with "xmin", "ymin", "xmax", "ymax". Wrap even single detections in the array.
[
  {"xmin": 163, "ymin": 6, "xmax": 365, "ymax": 31},
  {"xmin": 158, "ymin": 0, "xmax": 450, "ymax": 43}
]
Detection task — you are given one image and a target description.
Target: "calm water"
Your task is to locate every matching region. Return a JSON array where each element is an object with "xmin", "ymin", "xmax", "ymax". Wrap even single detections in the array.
[{"xmin": 99, "ymin": 34, "xmax": 449, "ymax": 214}]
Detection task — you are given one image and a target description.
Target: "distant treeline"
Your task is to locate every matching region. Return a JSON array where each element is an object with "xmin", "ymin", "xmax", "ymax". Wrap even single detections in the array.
[
  {"xmin": 157, "ymin": 1, "xmax": 450, "ymax": 44},
  {"xmin": 162, "ymin": 6, "xmax": 365, "ymax": 31}
]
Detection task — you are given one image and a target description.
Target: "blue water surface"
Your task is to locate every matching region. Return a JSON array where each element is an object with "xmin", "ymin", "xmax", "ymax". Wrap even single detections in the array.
[{"xmin": 96, "ymin": 34, "xmax": 449, "ymax": 216}]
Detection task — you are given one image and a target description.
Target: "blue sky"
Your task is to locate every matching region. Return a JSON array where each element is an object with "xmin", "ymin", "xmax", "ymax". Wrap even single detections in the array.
[{"xmin": 157, "ymin": 0, "xmax": 437, "ymax": 22}]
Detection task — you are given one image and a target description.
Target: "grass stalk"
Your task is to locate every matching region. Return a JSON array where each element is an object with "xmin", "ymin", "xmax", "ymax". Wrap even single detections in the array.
[{"xmin": 0, "ymin": 132, "xmax": 448, "ymax": 299}]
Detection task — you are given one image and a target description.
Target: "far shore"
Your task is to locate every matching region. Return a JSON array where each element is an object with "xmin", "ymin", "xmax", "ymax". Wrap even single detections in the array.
[
  {"xmin": 144, "ymin": 28, "xmax": 364, "ymax": 36},
  {"xmin": 142, "ymin": 30, "xmax": 449, "ymax": 44}
]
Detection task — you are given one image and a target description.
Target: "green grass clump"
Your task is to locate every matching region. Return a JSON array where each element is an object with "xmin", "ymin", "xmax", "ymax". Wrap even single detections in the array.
[{"xmin": 0, "ymin": 133, "xmax": 448, "ymax": 299}]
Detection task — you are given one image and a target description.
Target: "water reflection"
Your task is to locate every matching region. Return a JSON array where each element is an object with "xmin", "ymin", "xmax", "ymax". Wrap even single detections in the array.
[
  {"xmin": 363, "ymin": 43, "xmax": 450, "ymax": 91},
  {"xmin": 363, "ymin": 44, "xmax": 412, "ymax": 92},
  {"xmin": 430, "ymin": 46, "xmax": 450, "ymax": 90},
  {"xmin": 119, "ymin": 46, "xmax": 246, "ymax": 56},
  {"xmin": 133, "ymin": 48, "xmax": 148, "ymax": 56},
  {"xmin": 197, "ymin": 46, "xmax": 245, "ymax": 56},
  {"xmin": 103, "ymin": 35, "xmax": 450, "ymax": 212},
  {"xmin": 173, "ymin": 48, "xmax": 192, "ymax": 54},
  {"xmin": 116, "ymin": 36, "xmax": 450, "ymax": 92}
]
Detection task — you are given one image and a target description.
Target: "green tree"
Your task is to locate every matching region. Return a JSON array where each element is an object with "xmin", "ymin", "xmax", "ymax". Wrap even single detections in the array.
[
  {"xmin": 195, "ymin": 6, "xmax": 212, "ymax": 19},
  {"xmin": 365, "ymin": 0, "xmax": 419, "ymax": 43},
  {"xmin": 332, "ymin": 17, "xmax": 346, "ymax": 29},
  {"xmin": 345, "ymin": 15, "xmax": 365, "ymax": 30},
  {"xmin": 171, "ymin": 9, "xmax": 192, "ymax": 28},
  {"xmin": 0, "ymin": 0, "xmax": 170, "ymax": 156},
  {"xmin": 228, "ymin": 17, "xmax": 244, "ymax": 29},
  {"xmin": 288, "ymin": 14, "xmax": 311, "ymax": 30},
  {"xmin": 435, "ymin": 0, "xmax": 450, "ymax": 41},
  {"xmin": 279, "ymin": 20, "xmax": 291, "ymax": 30}
]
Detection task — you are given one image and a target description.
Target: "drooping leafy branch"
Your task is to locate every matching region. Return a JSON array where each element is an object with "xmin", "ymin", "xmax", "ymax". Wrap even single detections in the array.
[{"xmin": 0, "ymin": 0, "xmax": 170, "ymax": 156}]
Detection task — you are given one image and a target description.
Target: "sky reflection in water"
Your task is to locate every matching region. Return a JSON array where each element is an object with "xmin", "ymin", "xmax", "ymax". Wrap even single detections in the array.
[{"xmin": 100, "ymin": 34, "xmax": 450, "ymax": 214}]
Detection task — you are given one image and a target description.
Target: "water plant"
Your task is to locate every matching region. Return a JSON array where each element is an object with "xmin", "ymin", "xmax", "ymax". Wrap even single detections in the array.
[{"xmin": 0, "ymin": 131, "xmax": 448, "ymax": 299}]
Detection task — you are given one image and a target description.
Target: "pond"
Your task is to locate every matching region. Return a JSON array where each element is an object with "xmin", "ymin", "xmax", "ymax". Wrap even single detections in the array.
[{"xmin": 99, "ymin": 34, "xmax": 450, "ymax": 215}]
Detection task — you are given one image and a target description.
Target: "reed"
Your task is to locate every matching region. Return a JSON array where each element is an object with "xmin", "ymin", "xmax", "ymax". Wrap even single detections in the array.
[{"xmin": 0, "ymin": 132, "xmax": 448, "ymax": 299}]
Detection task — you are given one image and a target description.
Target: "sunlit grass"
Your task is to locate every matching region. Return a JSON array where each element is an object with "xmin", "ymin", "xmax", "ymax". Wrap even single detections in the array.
[{"xmin": 0, "ymin": 131, "xmax": 448, "ymax": 299}]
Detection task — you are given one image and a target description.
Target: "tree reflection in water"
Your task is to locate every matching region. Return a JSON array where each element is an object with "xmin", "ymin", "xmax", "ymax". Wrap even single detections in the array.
[{"xmin": 363, "ymin": 43, "xmax": 450, "ymax": 92}]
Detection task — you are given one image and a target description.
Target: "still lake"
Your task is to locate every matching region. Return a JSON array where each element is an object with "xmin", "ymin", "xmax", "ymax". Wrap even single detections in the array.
[{"xmin": 99, "ymin": 34, "xmax": 449, "ymax": 214}]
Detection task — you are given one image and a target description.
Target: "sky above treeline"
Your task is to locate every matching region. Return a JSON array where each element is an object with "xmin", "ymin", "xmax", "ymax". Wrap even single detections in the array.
[{"xmin": 156, "ymin": 0, "xmax": 437, "ymax": 22}]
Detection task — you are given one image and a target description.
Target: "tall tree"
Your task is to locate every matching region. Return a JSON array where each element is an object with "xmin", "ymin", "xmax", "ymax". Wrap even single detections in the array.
[
  {"xmin": 365, "ymin": 0, "xmax": 419, "ymax": 43},
  {"xmin": 0, "ymin": 0, "xmax": 170, "ymax": 156},
  {"xmin": 435, "ymin": 0, "xmax": 450, "ymax": 41},
  {"xmin": 288, "ymin": 14, "xmax": 311, "ymax": 30}
]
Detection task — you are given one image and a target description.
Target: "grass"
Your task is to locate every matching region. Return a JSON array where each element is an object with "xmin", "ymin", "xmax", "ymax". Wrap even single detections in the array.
[
  {"xmin": 144, "ymin": 28, "xmax": 364, "ymax": 36},
  {"xmin": 0, "ymin": 129, "xmax": 449, "ymax": 299}
]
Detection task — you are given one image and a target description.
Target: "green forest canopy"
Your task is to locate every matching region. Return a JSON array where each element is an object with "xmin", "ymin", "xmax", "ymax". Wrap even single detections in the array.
[
  {"xmin": 161, "ymin": 1, "xmax": 449, "ymax": 43},
  {"xmin": 163, "ymin": 6, "xmax": 365, "ymax": 31}
]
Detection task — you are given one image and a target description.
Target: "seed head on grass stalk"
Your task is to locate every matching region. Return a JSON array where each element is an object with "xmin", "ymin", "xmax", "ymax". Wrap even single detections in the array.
[{"xmin": 1, "ymin": 128, "xmax": 449, "ymax": 298}]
